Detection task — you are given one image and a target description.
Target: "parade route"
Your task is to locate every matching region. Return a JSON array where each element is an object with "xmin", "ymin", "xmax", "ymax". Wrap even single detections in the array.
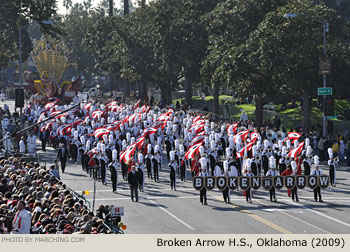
[
  {"xmin": 3, "ymin": 97, "xmax": 350, "ymax": 234},
  {"xmin": 37, "ymin": 144, "xmax": 350, "ymax": 234}
]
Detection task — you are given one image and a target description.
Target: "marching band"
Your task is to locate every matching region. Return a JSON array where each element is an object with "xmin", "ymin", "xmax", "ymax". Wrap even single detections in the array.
[{"xmin": 24, "ymin": 99, "xmax": 336, "ymax": 205}]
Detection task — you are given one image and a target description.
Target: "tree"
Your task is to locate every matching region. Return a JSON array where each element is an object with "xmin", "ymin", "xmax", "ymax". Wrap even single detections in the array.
[
  {"xmin": 0, "ymin": 0, "xmax": 58, "ymax": 67},
  {"xmin": 244, "ymin": 0, "xmax": 350, "ymax": 132},
  {"xmin": 61, "ymin": 2, "xmax": 105, "ymax": 85},
  {"xmin": 202, "ymin": 0, "xmax": 287, "ymax": 125}
]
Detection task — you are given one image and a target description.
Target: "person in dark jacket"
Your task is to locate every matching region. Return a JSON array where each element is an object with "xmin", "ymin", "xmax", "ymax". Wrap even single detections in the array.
[
  {"xmin": 128, "ymin": 166, "xmax": 139, "ymax": 202},
  {"xmin": 57, "ymin": 143, "xmax": 69, "ymax": 173}
]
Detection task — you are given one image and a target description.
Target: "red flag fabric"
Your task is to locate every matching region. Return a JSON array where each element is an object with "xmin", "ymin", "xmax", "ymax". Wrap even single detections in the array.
[
  {"xmin": 134, "ymin": 100, "xmax": 140, "ymax": 109},
  {"xmin": 250, "ymin": 132, "xmax": 260, "ymax": 142},
  {"xmin": 142, "ymin": 127, "xmax": 157, "ymax": 137},
  {"xmin": 84, "ymin": 103, "xmax": 92, "ymax": 111},
  {"xmin": 233, "ymin": 130, "xmax": 249, "ymax": 143},
  {"xmin": 188, "ymin": 135, "xmax": 206, "ymax": 148},
  {"xmin": 56, "ymin": 124, "xmax": 72, "ymax": 136},
  {"xmin": 227, "ymin": 123, "xmax": 238, "ymax": 135},
  {"xmin": 192, "ymin": 115, "xmax": 201, "ymax": 123},
  {"xmin": 44, "ymin": 102, "xmax": 56, "ymax": 109},
  {"xmin": 185, "ymin": 143, "xmax": 202, "ymax": 160},
  {"xmin": 102, "ymin": 124, "xmax": 117, "ymax": 131},
  {"xmin": 135, "ymin": 136, "xmax": 146, "ymax": 149},
  {"xmin": 122, "ymin": 116, "xmax": 129, "ymax": 126},
  {"xmin": 151, "ymin": 120, "xmax": 166, "ymax": 130},
  {"xmin": 87, "ymin": 148, "xmax": 99, "ymax": 158},
  {"xmin": 93, "ymin": 128, "xmax": 111, "ymax": 138},
  {"xmin": 189, "ymin": 124, "xmax": 204, "ymax": 134},
  {"xmin": 236, "ymin": 142, "xmax": 254, "ymax": 158},
  {"xmin": 91, "ymin": 110, "xmax": 104, "ymax": 119},
  {"xmin": 120, "ymin": 144, "xmax": 137, "ymax": 163},
  {"xmin": 288, "ymin": 142, "xmax": 305, "ymax": 158},
  {"xmin": 288, "ymin": 132, "xmax": 301, "ymax": 143}
]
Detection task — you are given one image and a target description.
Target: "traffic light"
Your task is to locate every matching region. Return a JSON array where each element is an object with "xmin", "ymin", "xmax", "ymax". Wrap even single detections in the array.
[
  {"xmin": 325, "ymin": 98, "xmax": 334, "ymax": 116},
  {"xmin": 15, "ymin": 88, "xmax": 24, "ymax": 108}
]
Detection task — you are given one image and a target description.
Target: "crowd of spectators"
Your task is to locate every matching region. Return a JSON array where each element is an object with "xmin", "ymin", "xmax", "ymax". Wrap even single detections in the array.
[{"xmin": 0, "ymin": 156, "xmax": 114, "ymax": 234}]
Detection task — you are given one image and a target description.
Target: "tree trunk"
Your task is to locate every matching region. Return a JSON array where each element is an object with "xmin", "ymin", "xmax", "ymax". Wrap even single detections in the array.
[
  {"xmin": 124, "ymin": 79, "xmax": 130, "ymax": 98},
  {"xmin": 166, "ymin": 86, "xmax": 172, "ymax": 105},
  {"xmin": 302, "ymin": 90, "xmax": 311, "ymax": 133},
  {"xmin": 108, "ymin": 0, "xmax": 113, "ymax": 16},
  {"xmin": 124, "ymin": 0, "xmax": 129, "ymax": 17},
  {"xmin": 141, "ymin": 81, "xmax": 148, "ymax": 103},
  {"xmin": 110, "ymin": 75, "xmax": 116, "ymax": 91},
  {"xmin": 184, "ymin": 66, "xmax": 192, "ymax": 108},
  {"xmin": 255, "ymin": 95, "xmax": 264, "ymax": 128},
  {"xmin": 160, "ymin": 85, "xmax": 172, "ymax": 105},
  {"xmin": 213, "ymin": 82, "xmax": 220, "ymax": 114}
]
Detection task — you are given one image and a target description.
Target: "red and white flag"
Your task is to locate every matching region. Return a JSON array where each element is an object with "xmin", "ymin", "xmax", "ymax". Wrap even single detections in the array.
[
  {"xmin": 109, "ymin": 105, "xmax": 121, "ymax": 112},
  {"xmin": 236, "ymin": 141, "xmax": 254, "ymax": 158},
  {"xmin": 189, "ymin": 135, "xmax": 206, "ymax": 148},
  {"xmin": 120, "ymin": 143, "xmax": 137, "ymax": 163},
  {"xmin": 103, "ymin": 124, "xmax": 117, "ymax": 131},
  {"xmin": 87, "ymin": 148, "xmax": 99, "ymax": 158},
  {"xmin": 121, "ymin": 116, "xmax": 129, "ymax": 126},
  {"xmin": 288, "ymin": 132, "xmax": 301, "ymax": 143},
  {"xmin": 142, "ymin": 127, "xmax": 157, "ymax": 137},
  {"xmin": 151, "ymin": 120, "xmax": 166, "ymax": 130},
  {"xmin": 192, "ymin": 115, "xmax": 202, "ymax": 123},
  {"xmin": 192, "ymin": 119, "xmax": 205, "ymax": 126},
  {"xmin": 288, "ymin": 141, "xmax": 305, "ymax": 158},
  {"xmin": 93, "ymin": 128, "xmax": 111, "ymax": 138},
  {"xmin": 227, "ymin": 123, "xmax": 238, "ymax": 135},
  {"xmin": 135, "ymin": 136, "xmax": 146, "ymax": 149},
  {"xmin": 250, "ymin": 132, "xmax": 260, "ymax": 142},
  {"xmin": 106, "ymin": 101, "xmax": 118, "ymax": 108},
  {"xmin": 134, "ymin": 100, "xmax": 140, "ymax": 109},
  {"xmin": 91, "ymin": 110, "xmax": 104, "ymax": 119},
  {"xmin": 140, "ymin": 105, "xmax": 150, "ymax": 113},
  {"xmin": 44, "ymin": 102, "xmax": 56, "ymax": 109},
  {"xmin": 56, "ymin": 124, "xmax": 72, "ymax": 136},
  {"xmin": 84, "ymin": 103, "xmax": 92, "ymax": 111},
  {"xmin": 184, "ymin": 143, "xmax": 203, "ymax": 160},
  {"xmin": 189, "ymin": 124, "xmax": 204, "ymax": 134},
  {"xmin": 233, "ymin": 130, "xmax": 249, "ymax": 142},
  {"xmin": 156, "ymin": 115, "xmax": 171, "ymax": 122},
  {"xmin": 41, "ymin": 121, "xmax": 54, "ymax": 132},
  {"xmin": 50, "ymin": 110, "xmax": 63, "ymax": 117}
]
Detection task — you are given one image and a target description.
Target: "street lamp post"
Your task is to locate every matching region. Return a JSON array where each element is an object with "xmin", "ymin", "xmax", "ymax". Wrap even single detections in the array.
[
  {"xmin": 18, "ymin": 27, "xmax": 23, "ymax": 130},
  {"xmin": 18, "ymin": 20, "xmax": 54, "ymax": 130},
  {"xmin": 284, "ymin": 14, "xmax": 329, "ymax": 137}
]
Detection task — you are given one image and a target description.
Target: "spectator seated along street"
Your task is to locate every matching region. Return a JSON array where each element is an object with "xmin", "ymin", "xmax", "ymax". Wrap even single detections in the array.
[{"xmin": 0, "ymin": 155, "xmax": 113, "ymax": 234}]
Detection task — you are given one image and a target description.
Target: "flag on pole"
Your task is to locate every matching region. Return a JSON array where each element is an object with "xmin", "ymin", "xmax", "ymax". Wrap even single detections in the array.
[{"xmin": 288, "ymin": 141, "xmax": 305, "ymax": 158}]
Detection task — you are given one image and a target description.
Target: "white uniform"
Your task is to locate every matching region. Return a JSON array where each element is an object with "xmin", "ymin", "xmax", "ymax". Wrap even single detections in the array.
[
  {"xmin": 1, "ymin": 118, "xmax": 9, "ymax": 134},
  {"xmin": 27, "ymin": 135, "xmax": 36, "ymax": 154},
  {"xmin": 12, "ymin": 209, "xmax": 31, "ymax": 234},
  {"xmin": 4, "ymin": 134, "xmax": 13, "ymax": 152},
  {"xmin": 214, "ymin": 165, "xmax": 222, "ymax": 177},
  {"xmin": 19, "ymin": 139, "xmax": 26, "ymax": 153},
  {"xmin": 228, "ymin": 165, "xmax": 238, "ymax": 177}
]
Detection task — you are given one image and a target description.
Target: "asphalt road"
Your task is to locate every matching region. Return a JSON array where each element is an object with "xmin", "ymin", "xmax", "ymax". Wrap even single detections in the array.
[
  {"xmin": 4, "ymin": 98, "xmax": 350, "ymax": 234},
  {"xmin": 36, "ymin": 144, "xmax": 350, "ymax": 234}
]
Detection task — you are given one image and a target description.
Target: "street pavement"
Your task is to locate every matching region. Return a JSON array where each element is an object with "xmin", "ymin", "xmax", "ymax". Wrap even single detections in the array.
[
  {"xmin": 38, "ymin": 146, "xmax": 350, "ymax": 234},
  {"xmin": 3, "ymin": 98, "xmax": 350, "ymax": 234}
]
